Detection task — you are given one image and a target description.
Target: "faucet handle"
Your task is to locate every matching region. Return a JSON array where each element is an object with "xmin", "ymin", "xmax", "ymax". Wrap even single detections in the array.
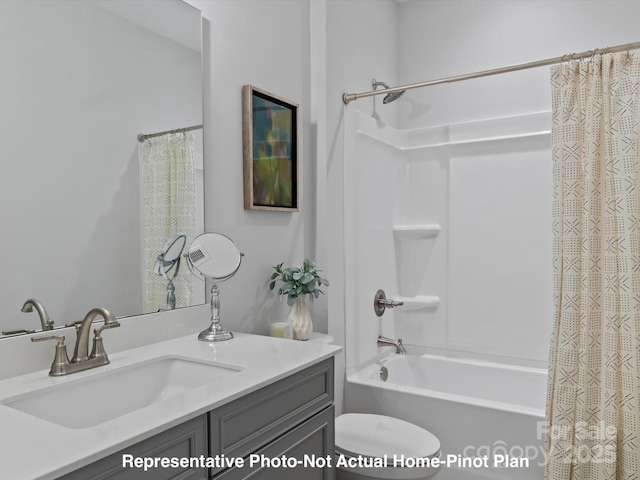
[
  {"xmin": 31, "ymin": 335, "xmax": 71, "ymax": 376},
  {"xmin": 374, "ymin": 289, "xmax": 404, "ymax": 317},
  {"xmin": 93, "ymin": 321, "xmax": 121, "ymax": 338},
  {"xmin": 31, "ymin": 334, "xmax": 65, "ymax": 345},
  {"xmin": 89, "ymin": 321, "xmax": 120, "ymax": 362}
]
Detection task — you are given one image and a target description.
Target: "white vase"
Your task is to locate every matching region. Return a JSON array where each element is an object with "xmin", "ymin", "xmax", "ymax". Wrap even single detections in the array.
[{"xmin": 288, "ymin": 297, "xmax": 312, "ymax": 341}]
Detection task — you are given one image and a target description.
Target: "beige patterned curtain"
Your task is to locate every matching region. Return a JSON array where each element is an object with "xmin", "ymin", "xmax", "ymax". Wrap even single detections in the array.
[
  {"xmin": 546, "ymin": 52, "xmax": 640, "ymax": 479},
  {"xmin": 141, "ymin": 132, "xmax": 197, "ymax": 313}
]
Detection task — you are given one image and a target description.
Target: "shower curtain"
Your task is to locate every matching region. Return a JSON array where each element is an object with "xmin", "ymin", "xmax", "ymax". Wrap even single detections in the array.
[
  {"xmin": 140, "ymin": 132, "xmax": 197, "ymax": 313},
  {"xmin": 546, "ymin": 52, "xmax": 640, "ymax": 479}
]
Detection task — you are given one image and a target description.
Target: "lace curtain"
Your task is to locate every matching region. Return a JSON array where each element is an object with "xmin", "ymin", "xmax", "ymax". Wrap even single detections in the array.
[
  {"xmin": 140, "ymin": 132, "xmax": 197, "ymax": 313},
  {"xmin": 546, "ymin": 52, "xmax": 640, "ymax": 479}
]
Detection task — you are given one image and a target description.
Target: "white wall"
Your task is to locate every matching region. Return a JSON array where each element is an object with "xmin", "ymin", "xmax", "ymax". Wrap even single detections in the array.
[
  {"xmin": 186, "ymin": 0, "xmax": 317, "ymax": 336},
  {"xmin": 398, "ymin": 0, "xmax": 640, "ymax": 129}
]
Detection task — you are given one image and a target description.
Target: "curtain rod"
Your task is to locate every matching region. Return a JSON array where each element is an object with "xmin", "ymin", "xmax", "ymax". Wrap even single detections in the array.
[
  {"xmin": 342, "ymin": 41, "xmax": 640, "ymax": 105},
  {"xmin": 137, "ymin": 124, "xmax": 203, "ymax": 142}
]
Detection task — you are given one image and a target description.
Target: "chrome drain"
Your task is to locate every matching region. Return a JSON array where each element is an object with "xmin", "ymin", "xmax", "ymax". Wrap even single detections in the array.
[{"xmin": 380, "ymin": 366, "xmax": 388, "ymax": 381}]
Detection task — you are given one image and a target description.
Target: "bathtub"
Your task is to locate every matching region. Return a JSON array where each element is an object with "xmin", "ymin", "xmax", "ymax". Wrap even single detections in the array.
[{"xmin": 344, "ymin": 353, "xmax": 547, "ymax": 480}]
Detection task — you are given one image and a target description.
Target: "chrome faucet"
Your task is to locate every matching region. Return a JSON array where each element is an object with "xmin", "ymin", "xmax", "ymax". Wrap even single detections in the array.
[
  {"xmin": 21, "ymin": 299, "xmax": 54, "ymax": 331},
  {"xmin": 377, "ymin": 335, "xmax": 407, "ymax": 354},
  {"xmin": 32, "ymin": 307, "xmax": 120, "ymax": 376}
]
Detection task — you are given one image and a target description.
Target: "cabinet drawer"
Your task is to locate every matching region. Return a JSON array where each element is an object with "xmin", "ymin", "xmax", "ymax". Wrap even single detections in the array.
[
  {"xmin": 59, "ymin": 415, "xmax": 208, "ymax": 480},
  {"xmin": 209, "ymin": 358, "xmax": 333, "ymax": 474},
  {"xmin": 213, "ymin": 405, "xmax": 335, "ymax": 480}
]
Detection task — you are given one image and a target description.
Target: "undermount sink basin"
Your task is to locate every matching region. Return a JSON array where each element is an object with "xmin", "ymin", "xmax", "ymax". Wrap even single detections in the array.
[{"xmin": 1, "ymin": 356, "xmax": 242, "ymax": 429}]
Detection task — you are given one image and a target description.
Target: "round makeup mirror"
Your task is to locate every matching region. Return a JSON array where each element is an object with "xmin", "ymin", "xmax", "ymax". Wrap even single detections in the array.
[
  {"xmin": 186, "ymin": 233, "xmax": 243, "ymax": 342},
  {"xmin": 154, "ymin": 234, "xmax": 187, "ymax": 310},
  {"xmin": 186, "ymin": 233, "xmax": 242, "ymax": 281},
  {"xmin": 155, "ymin": 234, "xmax": 187, "ymax": 279}
]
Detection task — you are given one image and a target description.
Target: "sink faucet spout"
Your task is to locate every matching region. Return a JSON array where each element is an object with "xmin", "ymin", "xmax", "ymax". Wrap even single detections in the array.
[
  {"xmin": 72, "ymin": 308, "xmax": 119, "ymax": 363},
  {"xmin": 21, "ymin": 299, "xmax": 54, "ymax": 331}
]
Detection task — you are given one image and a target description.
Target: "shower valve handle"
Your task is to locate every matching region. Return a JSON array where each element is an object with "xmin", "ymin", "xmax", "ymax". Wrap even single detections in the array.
[{"xmin": 374, "ymin": 289, "xmax": 404, "ymax": 317}]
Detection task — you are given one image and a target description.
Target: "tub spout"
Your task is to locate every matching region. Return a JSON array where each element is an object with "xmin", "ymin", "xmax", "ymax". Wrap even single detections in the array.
[{"xmin": 377, "ymin": 335, "xmax": 407, "ymax": 354}]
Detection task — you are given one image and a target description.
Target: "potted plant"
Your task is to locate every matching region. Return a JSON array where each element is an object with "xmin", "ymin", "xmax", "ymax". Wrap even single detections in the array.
[{"xmin": 269, "ymin": 259, "xmax": 329, "ymax": 340}]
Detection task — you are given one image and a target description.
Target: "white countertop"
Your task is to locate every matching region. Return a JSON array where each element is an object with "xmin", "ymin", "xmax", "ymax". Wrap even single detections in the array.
[{"xmin": 0, "ymin": 332, "xmax": 341, "ymax": 480}]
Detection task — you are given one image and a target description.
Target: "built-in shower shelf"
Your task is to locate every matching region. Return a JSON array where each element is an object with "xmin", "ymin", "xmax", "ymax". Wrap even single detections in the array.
[
  {"xmin": 393, "ymin": 224, "xmax": 441, "ymax": 239},
  {"xmin": 391, "ymin": 295, "xmax": 440, "ymax": 310}
]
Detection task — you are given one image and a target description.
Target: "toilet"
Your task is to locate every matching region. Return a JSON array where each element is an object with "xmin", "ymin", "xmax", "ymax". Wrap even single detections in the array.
[
  {"xmin": 307, "ymin": 332, "xmax": 335, "ymax": 344},
  {"xmin": 308, "ymin": 333, "xmax": 442, "ymax": 480},
  {"xmin": 335, "ymin": 413, "xmax": 441, "ymax": 480}
]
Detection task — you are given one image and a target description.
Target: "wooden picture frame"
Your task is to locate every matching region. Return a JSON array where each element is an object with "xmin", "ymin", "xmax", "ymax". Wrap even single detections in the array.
[{"xmin": 242, "ymin": 85, "xmax": 299, "ymax": 212}]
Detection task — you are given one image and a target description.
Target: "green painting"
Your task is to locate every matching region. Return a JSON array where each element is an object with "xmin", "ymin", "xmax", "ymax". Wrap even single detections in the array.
[{"xmin": 251, "ymin": 93, "xmax": 296, "ymax": 208}]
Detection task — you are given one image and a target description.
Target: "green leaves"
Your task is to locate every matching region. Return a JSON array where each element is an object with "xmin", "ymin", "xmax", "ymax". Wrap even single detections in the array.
[{"xmin": 268, "ymin": 259, "xmax": 329, "ymax": 303}]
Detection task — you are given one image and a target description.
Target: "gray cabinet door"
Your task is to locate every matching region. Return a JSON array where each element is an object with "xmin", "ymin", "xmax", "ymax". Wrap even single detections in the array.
[
  {"xmin": 209, "ymin": 358, "xmax": 334, "ymax": 476},
  {"xmin": 59, "ymin": 415, "xmax": 208, "ymax": 480},
  {"xmin": 214, "ymin": 406, "xmax": 335, "ymax": 480}
]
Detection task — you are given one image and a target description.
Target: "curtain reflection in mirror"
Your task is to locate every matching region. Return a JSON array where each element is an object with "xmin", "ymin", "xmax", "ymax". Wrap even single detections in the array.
[{"xmin": 140, "ymin": 132, "xmax": 197, "ymax": 312}]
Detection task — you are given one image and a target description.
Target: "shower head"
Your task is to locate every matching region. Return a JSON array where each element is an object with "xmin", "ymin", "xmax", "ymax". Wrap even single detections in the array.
[
  {"xmin": 382, "ymin": 90, "xmax": 405, "ymax": 104},
  {"xmin": 372, "ymin": 79, "xmax": 406, "ymax": 104}
]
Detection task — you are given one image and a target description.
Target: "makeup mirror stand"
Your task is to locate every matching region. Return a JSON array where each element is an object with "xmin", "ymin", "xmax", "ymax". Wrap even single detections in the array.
[
  {"xmin": 199, "ymin": 284, "xmax": 233, "ymax": 342},
  {"xmin": 185, "ymin": 233, "xmax": 243, "ymax": 342}
]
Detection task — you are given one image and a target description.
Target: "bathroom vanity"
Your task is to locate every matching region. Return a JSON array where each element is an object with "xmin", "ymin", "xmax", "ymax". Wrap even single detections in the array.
[{"xmin": 0, "ymin": 332, "xmax": 340, "ymax": 480}]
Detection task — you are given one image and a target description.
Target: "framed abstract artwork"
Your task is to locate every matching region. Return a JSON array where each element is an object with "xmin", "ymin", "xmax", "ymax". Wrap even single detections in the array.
[{"xmin": 242, "ymin": 85, "xmax": 299, "ymax": 212}]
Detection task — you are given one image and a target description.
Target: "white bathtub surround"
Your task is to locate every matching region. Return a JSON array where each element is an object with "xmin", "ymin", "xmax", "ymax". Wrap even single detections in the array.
[
  {"xmin": 345, "ymin": 353, "xmax": 546, "ymax": 480},
  {"xmin": 343, "ymin": 106, "xmax": 554, "ymax": 480},
  {"xmin": 343, "ymin": 109, "xmax": 553, "ymax": 369},
  {"xmin": 140, "ymin": 132, "xmax": 197, "ymax": 313},
  {"xmin": 546, "ymin": 52, "xmax": 640, "ymax": 479}
]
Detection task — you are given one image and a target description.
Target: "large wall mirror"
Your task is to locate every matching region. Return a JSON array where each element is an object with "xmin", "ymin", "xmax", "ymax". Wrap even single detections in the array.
[{"xmin": 0, "ymin": 0, "xmax": 204, "ymax": 336}]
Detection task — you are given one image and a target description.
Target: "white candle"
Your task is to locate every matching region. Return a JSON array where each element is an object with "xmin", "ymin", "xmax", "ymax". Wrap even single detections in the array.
[{"xmin": 269, "ymin": 321, "xmax": 292, "ymax": 339}]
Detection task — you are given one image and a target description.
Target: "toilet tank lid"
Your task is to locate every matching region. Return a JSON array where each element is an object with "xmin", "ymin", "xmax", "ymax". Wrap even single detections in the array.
[
  {"xmin": 308, "ymin": 332, "xmax": 334, "ymax": 344},
  {"xmin": 335, "ymin": 413, "xmax": 440, "ymax": 459}
]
